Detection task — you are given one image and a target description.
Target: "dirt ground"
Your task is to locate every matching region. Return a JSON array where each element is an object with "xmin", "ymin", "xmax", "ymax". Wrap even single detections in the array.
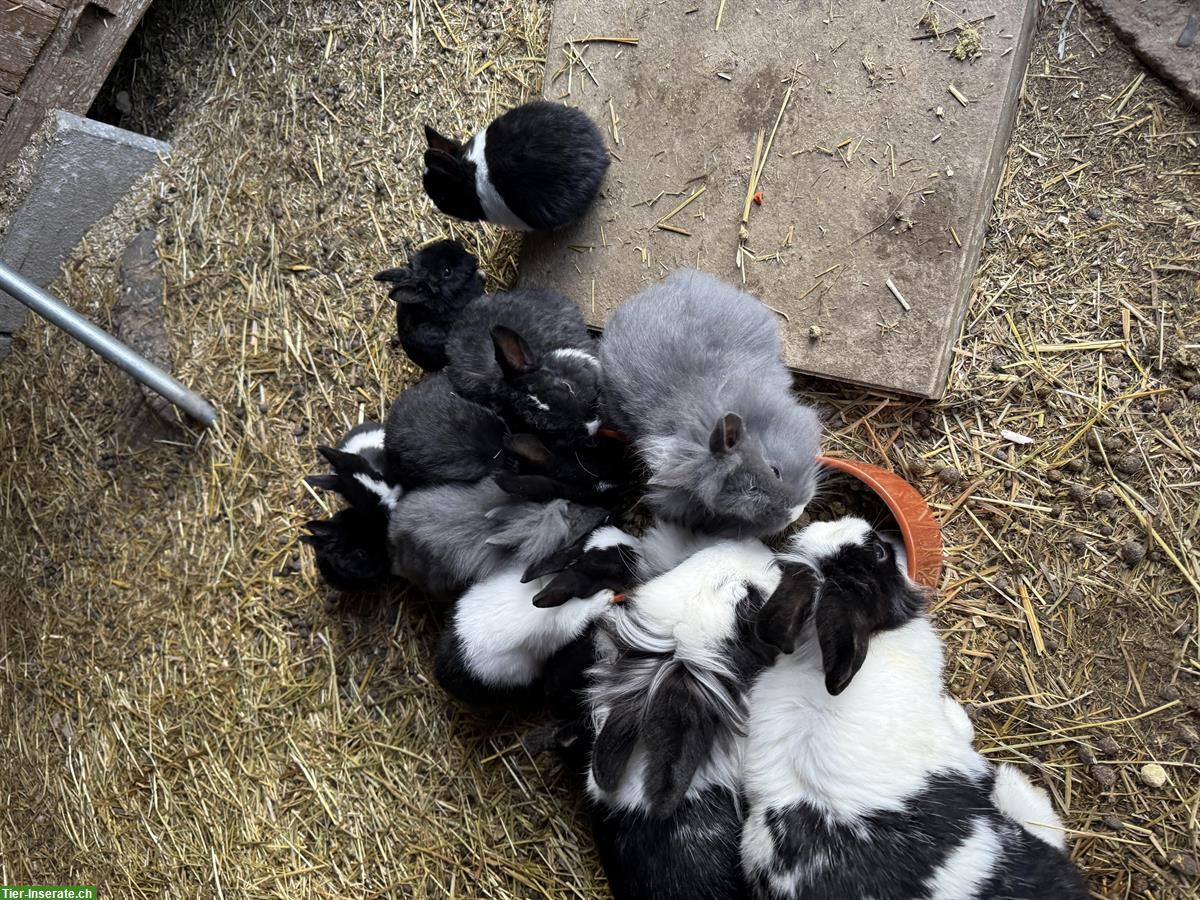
[{"xmin": 0, "ymin": 1, "xmax": 1197, "ymax": 897}]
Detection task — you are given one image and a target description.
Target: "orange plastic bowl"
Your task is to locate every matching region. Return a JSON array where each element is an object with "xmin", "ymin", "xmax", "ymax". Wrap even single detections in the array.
[{"xmin": 817, "ymin": 455, "xmax": 943, "ymax": 589}]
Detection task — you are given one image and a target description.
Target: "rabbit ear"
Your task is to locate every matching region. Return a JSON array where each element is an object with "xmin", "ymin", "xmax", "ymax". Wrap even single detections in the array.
[
  {"xmin": 815, "ymin": 586, "xmax": 871, "ymax": 696},
  {"xmin": 640, "ymin": 667, "xmax": 720, "ymax": 817},
  {"xmin": 531, "ymin": 571, "xmax": 587, "ymax": 608},
  {"xmin": 521, "ymin": 529, "xmax": 590, "ymax": 582},
  {"xmin": 495, "ymin": 473, "xmax": 567, "ymax": 504},
  {"xmin": 756, "ymin": 563, "xmax": 820, "ymax": 654},
  {"xmin": 305, "ymin": 473, "xmax": 340, "ymax": 492},
  {"xmin": 491, "ymin": 326, "xmax": 538, "ymax": 378},
  {"xmin": 301, "ymin": 519, "xmax": 335, "ymax": 541},
  {"xmin": 424, "ymin": 125, "xmax": 461, "ymax": 156},
  {"xmin": 708, "ymin": 412, "xmax": 744, "ymax": 454},
  {"xmin": 591, "ymin": 708, "xmax": 640, "ymax": 793},
  {"xmin": 504, "ymin": 433, "xmax": 556, "ymax": 470},
  {"xmin": 317, "ymin": 445, "xmax": 360, "ymax": 471}
]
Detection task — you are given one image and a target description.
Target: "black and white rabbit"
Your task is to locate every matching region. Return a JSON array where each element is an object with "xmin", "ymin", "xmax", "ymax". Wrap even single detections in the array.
[
  {"xmin": 387, "ymin": 477, "xmax": 608, "ymax": 599},
  {"xmin": 301, "ymin": 423, "xmax": 401, "ymax": 591},
  {"xmin": 422, "ymin": 101, "xmax": 609, "ymax": 231},
  {"xmin": 584, "ymin": 538, "xmax": 782, "ymax": 900},
  {"xmin": 374, "ymin": 239, "xmax": 485, "ymax": 371},
  {"xmin": 383, "ymin": 372, "xmax": 507, "ymax": 488},
  {"xmin": 445, "ymin": 288, "xmax": 602, "ymax": 440},
  {"xmin": 494, "ymin": 430, "xmax": 638, "ymax": 509},
  {"xmin": 523, "ymin": 520, "xmax": 725, "ymax": 770},
  {"xmin": 599, "ymin": 268, "xmax": 822, "ymax": 538},
  {"xmin": 434, "ymin": 526, "xmax": 640, "ymax": 709},
  {"xmin": 741, "ymin": 517, "xmax": 1088, "ymax": 900}
]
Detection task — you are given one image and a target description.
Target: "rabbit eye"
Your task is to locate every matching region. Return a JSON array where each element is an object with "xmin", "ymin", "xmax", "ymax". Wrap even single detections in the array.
[
  {"xmin": 872, "ymin": 540, "xmax": 888, "ymax": 563},
  {"xmin": 442, "ymin": 266, "xmax": 452, "ymax": 277},
  {"xmin": 770, "ymin": 465, "xmax": 781, "ymax": 478}
]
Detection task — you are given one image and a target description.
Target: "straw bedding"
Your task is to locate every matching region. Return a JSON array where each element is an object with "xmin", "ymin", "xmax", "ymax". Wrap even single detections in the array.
[{"xmin": 0, "ymin": 1, "xmax": 1196, "ymax": 896}]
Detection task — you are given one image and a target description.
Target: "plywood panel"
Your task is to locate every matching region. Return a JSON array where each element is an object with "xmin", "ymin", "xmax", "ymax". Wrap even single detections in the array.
[{"xmin": 521, "ymin": 0, "xmax": 1038, "ymax": 398}]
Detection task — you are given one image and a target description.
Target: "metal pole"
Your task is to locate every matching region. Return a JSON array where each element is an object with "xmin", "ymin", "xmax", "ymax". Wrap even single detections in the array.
[{"xmin": 0, "ymin": 260, "xmax": 218, "ymax": 426}]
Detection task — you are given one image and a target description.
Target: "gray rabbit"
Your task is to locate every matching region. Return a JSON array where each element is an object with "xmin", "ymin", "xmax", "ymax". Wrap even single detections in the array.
[
  {"xmin": 599, "ymin": 269, "xmax": 821, "ymax": 537},
  {"xmin": 445, "ymin": 288, "xmax": 602, "ymax": 441},
  {"xmin": 387, "ymin": 477, "xmax": 607, "ymax": 598}
]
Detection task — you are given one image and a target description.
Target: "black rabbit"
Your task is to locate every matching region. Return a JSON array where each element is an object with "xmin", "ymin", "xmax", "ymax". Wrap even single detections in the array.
[
  {"xmin": 422, "ymin": 101, "xmax": 609, "ymax": 231},
  {"xmin": 383, "ymin": 372, "xmax": 508, "ymax": 489},
  {"xmin": 444, "ymin": 289, "xmax": 602, "ymax": 440},
  {"xmin": 374, "ymin": 239, "xmax": 484, "ymax": 371},
  {"xmin": 494, "ymin": 431, "xmax": 638, "ymax": 510},
  {"xmin": 301, "ymin": 422, "xmax": 400, "ymax": 592}
]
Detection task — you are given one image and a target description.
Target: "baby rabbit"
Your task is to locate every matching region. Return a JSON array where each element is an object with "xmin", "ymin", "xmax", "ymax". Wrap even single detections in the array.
[
  {"xmin": 301, "ymin": 422, "xmax": 401, "ymax": 591},
  {"xmin": 599, "ymin": 269, "xmax": 821, "ymax": 538},
  {"xmin": 741, "ymin": 517, "xmax": 1088, "ymax": 900},
  {"xmin": 494, "ymin": 431, "xmax": 638, "ymax": 509},
  {"xmin": 445, "ymin": 288, "xmax": 602, "ymax": 440},
  {"xmin": 384, "ymin": 372, "xmax": 507, "ymax": 488},
  {"xmin": 306, "ymin": 422, "xmax": 401, "ymax": 512},
  {"xmin": 374, "ymin": 239, "xmax": 485, "ymax": 370},
  {"xmin": 300, "ymin": 508, "xmax": 391, "ymax": 592},
  {"xmin": 434, "ymin": 526, "xmax": 640, "ymax": 709},
  {"xmin": 387, "ymin": 477, "xmax": 608, "ymax": 599},
  {"xmin": 585, "ymin": 539, "xmax": 782, "ymax": 900},
  {"xmin": 422, "ymin": 101, "xmax": 609, "ymax": 230}
]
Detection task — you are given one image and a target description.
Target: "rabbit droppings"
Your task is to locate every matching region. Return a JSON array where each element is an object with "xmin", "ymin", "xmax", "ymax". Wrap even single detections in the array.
[
  {"xmin": 741, "ymin": 517, "xmax": 1089, "ymax": 900},
  {"xmin": 600, "ymin": 269, "xmax": 821, "ymax": 538}
]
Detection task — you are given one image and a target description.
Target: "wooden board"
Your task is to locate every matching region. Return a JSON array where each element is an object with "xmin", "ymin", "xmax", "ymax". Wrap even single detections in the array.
[
  {"xmin": 0, "ymin": 0, "xmax": 154, "ymax": 168},
  {"xmin": 520, "ymin": 0, "xmax": 1038, "ymax": 398}
]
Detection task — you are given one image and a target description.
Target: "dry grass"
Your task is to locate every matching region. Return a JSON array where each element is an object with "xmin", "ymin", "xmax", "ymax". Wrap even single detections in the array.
[{"xmin": 0, "ymin": 1, "xmax": 1197, "ymax": 897}]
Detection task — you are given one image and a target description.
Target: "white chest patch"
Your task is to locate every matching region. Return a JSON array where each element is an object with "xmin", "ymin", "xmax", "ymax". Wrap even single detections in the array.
[{"xmin": 467, "ymin": 131, "xmax": 532, "ymax": 231}]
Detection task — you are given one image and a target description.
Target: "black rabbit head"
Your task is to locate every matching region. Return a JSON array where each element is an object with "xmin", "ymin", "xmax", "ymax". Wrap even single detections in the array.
[
  {"xmin": 519, "ymin": 525, "xmax": 641, "ymax": 608},
  {"xmin": 490, "ymin": 327, "xmax": 603, "ymax": 439},
  {"xmin": 300, "ymin": 508, "xmax": 391, "ymax": 592},
  {"xmin": 422, "ymin": 126, "xmax": 485, "ymax": 222},
  {"xmin": 407, "ymin": 239, "xmax": 484, "ymax": 303},
  {"xmin": 757, "ymin": 517, "xmax": 926, "ymax": 696}
]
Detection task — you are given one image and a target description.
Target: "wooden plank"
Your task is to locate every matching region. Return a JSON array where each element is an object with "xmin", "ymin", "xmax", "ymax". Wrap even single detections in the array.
[
  {"xmin": 0, "ymin": 0, "xmax": 155, "ymax": 168},
  {"xmin": 521, "ymin": 0, "xmax": 1039, "ymax": 398},
  {"xmin": 0, "ymin": 1, "xmax": 59, "ymax": 95}
]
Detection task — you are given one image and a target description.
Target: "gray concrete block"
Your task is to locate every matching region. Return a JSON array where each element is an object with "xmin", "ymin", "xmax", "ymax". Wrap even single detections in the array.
[
  {"xmin": 0, "ymin": 110, "xmax": 168, "ymax": 333},
  {"xmin": 522, "ymin": 0, "xmax": 1037, "ymax": 398}
]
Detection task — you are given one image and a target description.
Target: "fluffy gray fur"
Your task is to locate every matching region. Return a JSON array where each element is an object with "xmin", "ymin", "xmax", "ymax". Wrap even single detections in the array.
[
  {"xmin": 444, "ymin": 288, "xmax": 601, "ymax": 438},
  {"xmin": 599, "ymin": 269, "xmax": 822, "ymax": 537},
  {"xmin": 384, "ymin": 372, "xmax": 508, "ymax": 488},
  {"xmin": 387, "ymin": 477, "xmax": 608, "ymax": 598}
]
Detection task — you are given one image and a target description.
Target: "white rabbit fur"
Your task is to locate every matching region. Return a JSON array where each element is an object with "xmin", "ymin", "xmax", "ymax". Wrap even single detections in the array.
[{"xmin": 741, "ymin": 517, "xmax": 1087, "ymax": 900}]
